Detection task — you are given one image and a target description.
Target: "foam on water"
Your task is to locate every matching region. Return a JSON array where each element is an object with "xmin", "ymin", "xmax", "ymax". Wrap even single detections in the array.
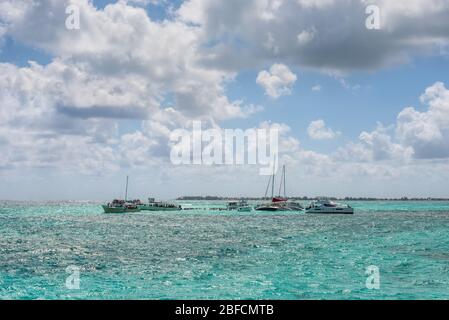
[{"xmin": 1, "ymin": 201, "xmax": 449, "ymax": 299}]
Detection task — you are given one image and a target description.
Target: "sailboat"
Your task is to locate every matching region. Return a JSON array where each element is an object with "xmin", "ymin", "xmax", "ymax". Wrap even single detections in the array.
[
  {"xmin": 102, "ymin": 176, "xmax": 141, "ymax": 213},
  {"xmin": 255, "ymin": 165, "xmax": 303, "ymax": 212}
]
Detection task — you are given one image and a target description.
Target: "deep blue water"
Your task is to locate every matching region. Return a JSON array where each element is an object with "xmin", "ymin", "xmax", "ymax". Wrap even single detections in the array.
[{"xmin": 1, "ymin": 201, "xmax": 449, "ymax": 300}]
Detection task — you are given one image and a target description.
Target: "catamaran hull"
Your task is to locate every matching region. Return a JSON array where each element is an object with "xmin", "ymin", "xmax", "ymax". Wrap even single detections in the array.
[
  {"xmin": 306, "ymin": 208, "xmax": 354, "ymax": 214},
  {"xmin": 255, "ymin": 207, "xmax": 282, "ymax": 212},
  {"xmin": 255, "ymin": 203, "xmax": 304, "ymax": 212}
]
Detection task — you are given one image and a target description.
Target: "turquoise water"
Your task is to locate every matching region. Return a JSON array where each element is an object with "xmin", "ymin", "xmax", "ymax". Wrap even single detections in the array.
[{"xmin": 1, "ymin": 200, "xmax": 449, "ymax": 300}]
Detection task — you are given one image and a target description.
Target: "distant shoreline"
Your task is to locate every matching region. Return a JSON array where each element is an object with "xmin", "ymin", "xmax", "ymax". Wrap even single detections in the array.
[
  {"xmin": 1, "ymin": 197, "xmax": 449, "ymax": 203},
  {"xmin": 177, "ymin": 196, "xmax": 449, "ymax": 201}
]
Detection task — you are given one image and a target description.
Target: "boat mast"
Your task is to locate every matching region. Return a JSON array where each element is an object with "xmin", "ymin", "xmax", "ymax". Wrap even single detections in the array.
[
  {"xmin": 278, "ymin": 165, "xmax": 286, "ymax": 197},
  {"xmin": 283, "ymin": 165, "xmax": 286, "ymax": 198},
  {"xmin": 278, "ymin": 167, "xmax": 282, "ymax": 196},
  {"xmin": 271, "ymin": 163, "xmax": 275, "ymax": 199},
  {"xmin": 264, "ymin": 175, "xmax": 272, "ymax": 200},
  {"xmin": 125, "ymin": 176, "xmax": 129, "ymax": 201}
]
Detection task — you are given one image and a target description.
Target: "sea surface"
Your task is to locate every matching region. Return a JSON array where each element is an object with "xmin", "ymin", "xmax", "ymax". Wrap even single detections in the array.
[{"xmin": 1, "ymin": 200, "xmax": 449, "ymax": 300}]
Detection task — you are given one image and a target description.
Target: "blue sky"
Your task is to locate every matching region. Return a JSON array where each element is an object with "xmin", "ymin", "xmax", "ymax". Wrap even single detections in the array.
[
  {"xmin": 245, "ymin": 57, "xmax": 449, "ymax": 151},
  {"xmin": 1, "ymin": 0, "xmax": 449, "ymax": 200}
]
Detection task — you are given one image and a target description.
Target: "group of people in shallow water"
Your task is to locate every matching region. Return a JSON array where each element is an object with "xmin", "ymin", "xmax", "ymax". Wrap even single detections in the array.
[
  {"xmin": 109, "ymin": 199, "xmax": 149, "ymax": 203},
  {"xmin": 107, "ymin": 199, "xmax": 179, "ymax": 209},
  {"xmin": 108, "ymin": 199, "xmax": 126, "ymax": 206}
]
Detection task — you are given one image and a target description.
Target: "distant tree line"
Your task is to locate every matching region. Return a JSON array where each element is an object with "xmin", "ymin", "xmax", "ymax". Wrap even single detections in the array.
[{"xmin": 177, "ymin": 196, "xmax": 449, "ymax": 201}]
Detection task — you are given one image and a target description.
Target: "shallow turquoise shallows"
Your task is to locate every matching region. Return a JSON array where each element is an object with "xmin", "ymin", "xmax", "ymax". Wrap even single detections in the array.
[{"xmin": 1, "ymin": 200, "xmax": 449, "ymax": 300}]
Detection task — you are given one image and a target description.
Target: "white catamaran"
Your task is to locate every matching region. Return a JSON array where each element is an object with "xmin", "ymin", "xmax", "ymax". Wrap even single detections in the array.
[{"xmin": 305, "ymin": 199, "xmax": 354, "ymax": 214}]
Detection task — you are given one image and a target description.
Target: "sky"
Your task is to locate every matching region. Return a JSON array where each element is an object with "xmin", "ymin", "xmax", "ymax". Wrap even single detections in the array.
[{"xmin": 1, "ymin": 0, "xmax": 449, "ymax": 200}]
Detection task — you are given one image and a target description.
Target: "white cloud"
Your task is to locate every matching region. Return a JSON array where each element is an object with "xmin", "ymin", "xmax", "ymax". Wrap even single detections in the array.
[
  {"xmin": 177, "ymin": 0, "xmax": 449, "ymax": 72},
  {"xmin": 256, "ymin": 64, "xmax": 297, "ymax": 98},
  {"xmin": 0, "ymin": 0, "xmax": 266, "ymax": 176},
  {"xmin": 396, "ymin": 82, "xmax": 449, "ymax": 159},
  {"xmin": 257, "ymin": 0, "xmax": 284, "ymax": 21},
  {"xmin": 358, "ymin": 124, "xmax": 415, "ymax": 161},
  {"xmin": 336, "ymin": 77, "xmax": 361, "ymax": 91},
  {"xmin": 307, "ymin": 119, "xmax": 340, "ymax": 140},
  {"xmin": 124, "ymin": 0, "xmax": 161, "ymax": 6},
  {"xmin": 297, "ymin": 27, "xmax": 316, "ymax": 46},
  {"xmin": 0, "ymin": 0, "xmax": 255, "ymax": 122},
  {"xmin": 297, "ymin": 0, "xmax": 337, "ymax": 9},
  {"xmin": 336, "ymin": 82, "xmax": 449, "ymax": 163}
]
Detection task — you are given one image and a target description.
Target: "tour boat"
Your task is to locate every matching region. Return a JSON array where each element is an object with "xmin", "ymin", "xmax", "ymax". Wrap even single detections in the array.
[
  {"xmin": 102, "ymin": 200, "xmax": 140, "ymax": 213},
  {"xmin": 102, "ymin": 176, "xmax": 141, "ymax": 214}
]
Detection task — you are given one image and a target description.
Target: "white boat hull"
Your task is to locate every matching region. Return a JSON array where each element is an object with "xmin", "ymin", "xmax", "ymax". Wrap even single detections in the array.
[{"xmin": 306, "ymin": 207, "xmax": 354, "ymax": 214}]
